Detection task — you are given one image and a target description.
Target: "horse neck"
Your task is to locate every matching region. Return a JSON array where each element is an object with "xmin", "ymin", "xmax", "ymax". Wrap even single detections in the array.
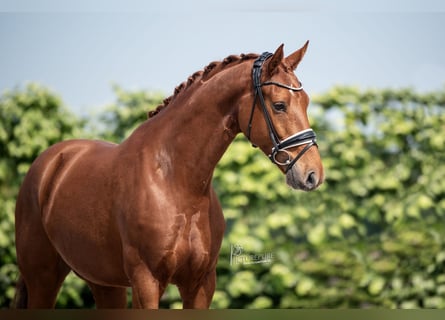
[{"xmin": 125, "ymin": 62, "xmax": 251, "ymax": 194}]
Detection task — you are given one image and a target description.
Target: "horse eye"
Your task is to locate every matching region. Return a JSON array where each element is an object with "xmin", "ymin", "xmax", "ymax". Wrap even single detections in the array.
[{"xmin": 273, "ymin": 102, "xmax": 287, "ymax": 112}]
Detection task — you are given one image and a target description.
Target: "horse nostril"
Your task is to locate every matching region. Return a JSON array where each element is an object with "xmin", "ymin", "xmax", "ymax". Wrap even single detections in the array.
[{"xmin": 306, "ymin": 171, "xmax": 317, "ymax": 189}]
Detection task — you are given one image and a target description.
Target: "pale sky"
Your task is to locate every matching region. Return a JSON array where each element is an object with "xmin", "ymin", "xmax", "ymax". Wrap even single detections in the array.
[{"xmin": 1, "ymin": 1, "xmax": 444, "ymax": 115}]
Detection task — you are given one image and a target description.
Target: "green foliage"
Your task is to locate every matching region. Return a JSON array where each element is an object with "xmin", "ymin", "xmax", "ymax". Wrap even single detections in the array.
[
  {"xmin": 1, "ymin": 84, "xmax": 445, "ymax": 308},
  {"xmin": 206, "ymin": 86, "xmax": 445, "ymax": 308},
  {"xmin": 99, "ymin": 85, "xmax": 164, "ymax": 142}
]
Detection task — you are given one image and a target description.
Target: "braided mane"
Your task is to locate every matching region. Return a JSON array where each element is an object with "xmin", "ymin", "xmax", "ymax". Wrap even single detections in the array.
[{"xmin": 148, "ymin": 53, "xmax": 259, "ymax": 118}]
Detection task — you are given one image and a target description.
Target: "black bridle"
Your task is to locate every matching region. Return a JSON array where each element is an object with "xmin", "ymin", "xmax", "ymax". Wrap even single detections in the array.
[{"xmin": 246, "ymin": 52, "xmax": 317, "ymax": 173}]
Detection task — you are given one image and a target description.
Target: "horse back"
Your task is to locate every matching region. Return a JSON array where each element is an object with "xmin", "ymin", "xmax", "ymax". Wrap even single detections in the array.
[{"xmin": 18, "ymin": 139, "xmax": 117, "ymax": 214}]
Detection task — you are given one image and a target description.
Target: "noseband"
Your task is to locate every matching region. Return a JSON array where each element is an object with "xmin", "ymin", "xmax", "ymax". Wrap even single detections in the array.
[{"xmin": 246, "ymin": 52, "xmax": 318, "ymax": 173}]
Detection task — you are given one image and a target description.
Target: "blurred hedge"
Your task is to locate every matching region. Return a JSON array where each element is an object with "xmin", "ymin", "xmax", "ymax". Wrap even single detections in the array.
[
  {"xmin": 209, "ymin": 86, "xmax": 445, "ymax": 308},
  {"xmin": 0, "ymin": 84, "xmax": 444, "ymax": 308}
]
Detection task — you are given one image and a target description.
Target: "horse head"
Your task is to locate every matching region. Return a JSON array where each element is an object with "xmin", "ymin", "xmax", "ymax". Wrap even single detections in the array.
[{"xmin": 238, "ymin": 42, "xmax": 324, "ymax": 191}]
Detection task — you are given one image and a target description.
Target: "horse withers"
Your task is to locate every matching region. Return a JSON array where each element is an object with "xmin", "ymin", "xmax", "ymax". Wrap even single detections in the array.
[{"xmin": 14, "ymin": 42, "xmax": 323, "ymax": 308}]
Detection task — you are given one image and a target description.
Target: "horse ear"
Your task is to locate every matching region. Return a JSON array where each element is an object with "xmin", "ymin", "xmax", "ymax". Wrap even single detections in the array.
[
  {"xmin": 267, "ymin": 43, "xmax": 284, "ymax": 77},
  {"xmin": 285, "ymin": 40, "xmax": 309, "ymax": 71}
]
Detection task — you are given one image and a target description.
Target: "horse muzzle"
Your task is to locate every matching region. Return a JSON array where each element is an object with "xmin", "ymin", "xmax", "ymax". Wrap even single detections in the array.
[{"xmin": 285, "ymin": 164, "xmax": 324, "ymax": 191}]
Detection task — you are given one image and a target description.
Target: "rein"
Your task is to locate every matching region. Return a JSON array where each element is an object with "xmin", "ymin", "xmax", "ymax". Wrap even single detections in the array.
[{"xmin": 246, "ymin": 52, "xmax": 317, "ymax": 173}]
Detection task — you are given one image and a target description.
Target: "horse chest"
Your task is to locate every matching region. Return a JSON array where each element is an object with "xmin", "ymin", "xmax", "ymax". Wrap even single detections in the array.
[
  {"xmin": 157, "ymin": 212, "xmax": 212, "ymax": 280},
  {"xmin": 134, "ymin": 211, "xmax": 215, "ymax": 282}
]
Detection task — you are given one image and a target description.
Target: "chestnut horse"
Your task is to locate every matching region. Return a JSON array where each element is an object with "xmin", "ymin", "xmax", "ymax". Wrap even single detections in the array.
[{"xmin": 14, "ymin": 42, "xmax": 323, "ymax": 309}]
